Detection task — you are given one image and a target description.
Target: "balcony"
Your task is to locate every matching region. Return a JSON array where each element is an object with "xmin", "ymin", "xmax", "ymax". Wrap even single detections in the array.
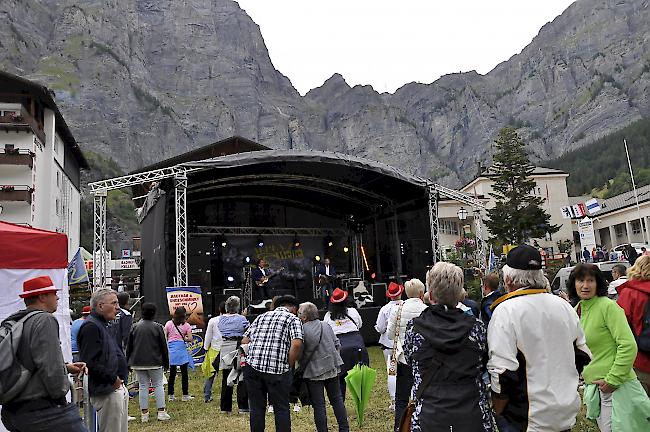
[
  {"xmin": 0, "ymin": 147, "xmax": 34, "ymax": 168},
  {"xmin": 0, "ymin": 185, "xmax": 33, "ymax": 205},
  {"xmin": 0, "ymin": 106, "xmax": 46, "ymax": 144}
]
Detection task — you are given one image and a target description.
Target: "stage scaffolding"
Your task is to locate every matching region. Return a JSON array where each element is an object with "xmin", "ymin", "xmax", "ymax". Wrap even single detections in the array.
[{"xmin": 88, "ymin": 150, "xmax": 486, "ymax": 290}]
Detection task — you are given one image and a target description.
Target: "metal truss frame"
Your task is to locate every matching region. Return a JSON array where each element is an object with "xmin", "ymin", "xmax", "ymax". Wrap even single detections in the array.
[
  {"xmin": 428, "ymin": 183, "xmax": 488, "ymax": 269},
  {"xmin": 93, "ymin": 190, "xmax": 107, "ymax": 289},
  {"xmin": 174, "ymin": 173, "xmax": 188, "ymax": 287},
  {"xmin": 88, "ymin": 165, "xmax": 199, "ymax": 193},
  {"xmin": 192, "ymin": 226, "xmax": 350, "ymax": 237}
]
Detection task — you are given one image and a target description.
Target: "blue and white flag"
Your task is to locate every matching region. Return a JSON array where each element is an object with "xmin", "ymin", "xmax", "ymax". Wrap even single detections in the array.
[
  {"xmin": 68, "ymin": 248, "xmax": 89, "ymax": 285},
  {"xmin": 585, "ymin": 198, "xmax": 601, "ymax": 215},
  {"xmin": 488, "ymin": 245, "xmax": 497, "ymax": 272}
]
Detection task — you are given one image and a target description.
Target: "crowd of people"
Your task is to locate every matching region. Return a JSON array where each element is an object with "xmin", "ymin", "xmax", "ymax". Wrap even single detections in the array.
[{"xmin": 3, "ymin": 244, "xmax": 650, "ymax": 431}]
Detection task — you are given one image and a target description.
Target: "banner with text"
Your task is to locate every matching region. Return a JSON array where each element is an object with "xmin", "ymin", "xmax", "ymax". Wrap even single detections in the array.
[{"xmin": 166, "ymin": 286, "xmax": 205, "ymax": 364}]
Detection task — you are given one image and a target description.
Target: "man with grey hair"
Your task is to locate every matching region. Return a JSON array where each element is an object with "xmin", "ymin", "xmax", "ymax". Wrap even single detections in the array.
[
  {"xmin": 487, "ymin": 245, "xmax": 591, "ymax": 432},
  {"xmin": 607, "ymin": 264, "xmax": 628, "ymax": 299},
  {"xmin": 78, "ymin": 289, "xmax": 129, "ymax": 432}
]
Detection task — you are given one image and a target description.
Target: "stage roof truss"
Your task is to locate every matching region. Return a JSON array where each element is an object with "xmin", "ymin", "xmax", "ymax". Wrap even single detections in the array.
[
  {"xmin": 192, "ymin": 226, "xmax": 349, "ymax": 237},
  {"xmin": 189, "ymin": 173, "xmax": 392, "ymax": 206}
]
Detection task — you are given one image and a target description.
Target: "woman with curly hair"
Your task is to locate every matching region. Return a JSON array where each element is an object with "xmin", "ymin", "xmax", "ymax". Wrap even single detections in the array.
[
  {"xmin": 568, "ymin": 263, "xmax": 650, "ymax": 431},
  {"xmin": 617, "ymin": 255, "xmax": 650, "ymax": 394}
]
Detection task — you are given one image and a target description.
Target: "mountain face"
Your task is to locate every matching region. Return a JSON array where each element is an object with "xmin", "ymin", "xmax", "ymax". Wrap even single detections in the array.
[{"xmin": 2, "ymin": 0, "xmax": 650, "ymax": 188}]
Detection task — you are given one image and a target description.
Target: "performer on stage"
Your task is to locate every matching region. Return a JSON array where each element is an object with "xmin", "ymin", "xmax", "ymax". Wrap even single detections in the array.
[
  {"xmin": 251, "ymin": 259, "xmax": 274, "ymax": 300},
  {"xmin": 316, "ymin": 258, "xmax": 336, "ymax": 308}
]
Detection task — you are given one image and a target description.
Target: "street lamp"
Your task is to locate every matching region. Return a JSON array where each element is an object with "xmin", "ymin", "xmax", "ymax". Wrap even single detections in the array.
[{"xmin": 458, "ymin": 207, "xmax": 468, "ymax": 265}]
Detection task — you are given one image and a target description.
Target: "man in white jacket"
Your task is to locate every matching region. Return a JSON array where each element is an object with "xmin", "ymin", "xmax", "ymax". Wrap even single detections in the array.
[
  {"xmin": 487, "ymin": 245, "xmax": 591, "ymax": 432},
  {"xmin": 374, "ymin": 282, "xmax": 404, "ymax": 411}
]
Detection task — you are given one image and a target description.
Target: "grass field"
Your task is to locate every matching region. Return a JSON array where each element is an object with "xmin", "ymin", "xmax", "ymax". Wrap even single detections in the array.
[{"xmin": 127, "ymin": 346, "xmax": 598, "ymax": 431}]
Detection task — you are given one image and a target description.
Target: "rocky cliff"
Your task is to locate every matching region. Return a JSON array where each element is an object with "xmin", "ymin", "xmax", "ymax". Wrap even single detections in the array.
[{"xmin": 2, "ymin": 0, "xmax": 650, "ymax": 187}]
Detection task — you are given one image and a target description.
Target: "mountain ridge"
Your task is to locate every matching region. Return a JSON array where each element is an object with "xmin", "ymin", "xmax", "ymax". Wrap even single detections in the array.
[{"xmin": 1, "ymin": 0, "xmax": 649, "ymax": 188}]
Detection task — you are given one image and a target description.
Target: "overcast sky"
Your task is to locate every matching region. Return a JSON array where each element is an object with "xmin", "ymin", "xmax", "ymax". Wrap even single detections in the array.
[{"xmin": 236, "ymin": 0, "xmax": 576, "ymax": 95}]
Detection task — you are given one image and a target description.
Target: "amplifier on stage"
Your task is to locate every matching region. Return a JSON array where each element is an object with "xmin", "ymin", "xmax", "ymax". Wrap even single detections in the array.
[
  {"xmin": 371, "ymin": 283, "xmax": 388, "ymax": 305},
  {"xmin": 223, "ymin": 288, "xmax": 242, "ymax": 298}
]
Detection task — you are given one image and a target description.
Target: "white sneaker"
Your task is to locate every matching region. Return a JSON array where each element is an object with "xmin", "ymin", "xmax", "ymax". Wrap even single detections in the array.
[
  {"xmin": 293, "ymin": 404, "xmax": 301, "ymax": 413},
  {"xmin": 127, "ymin": 416, "xmax": 136, "ymax": 421},
  {"xmin": 181, "ymin": 395, "xmax": 194, "ymax": 402},
  {"xmin": 389, "ymin": 402, "xmax": 395, "ymax": 412},
  {"xmin": 267, "ymin": 405, "xmax": 274, "ymax": 413},
  {"xmin": 141, "ymin": 413, "xmax": 149, "ymax": 423},
  {"xmin": 157, "ymin": 411, "xmax": 171, "ymax": 421},
  {"xmin": 168, "ymin": 395, "xmax": 176, "ymax": 401}
]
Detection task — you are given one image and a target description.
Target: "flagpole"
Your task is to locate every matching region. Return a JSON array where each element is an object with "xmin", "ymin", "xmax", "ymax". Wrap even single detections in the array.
[{"xmin": 624, "ymin": 139, "xmax": 649, "ymax": 244}]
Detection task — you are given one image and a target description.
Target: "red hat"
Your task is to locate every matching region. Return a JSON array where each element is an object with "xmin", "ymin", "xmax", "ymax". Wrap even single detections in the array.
[
  {"xmin": 20, "ymin": 276, "xmax": 60, "ymax": 298},
  {"xmin": 386, "ymin": 282, "xmax": 404, "ymax": 299},
  {"xmin": 81, "ymin": 306, "xmax": 91, "ymax": 315},
  {"xmin": 330, "ymin": 287, "xmax": 349, "ymax": 304}
]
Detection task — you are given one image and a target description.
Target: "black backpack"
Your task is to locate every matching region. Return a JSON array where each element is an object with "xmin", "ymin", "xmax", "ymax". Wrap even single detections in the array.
[
  {"xmin": 637, "ymin": 297, "xmax": 650, "ymax": 354},
  {"xmin": 0, "ymin": 310, "xmax": 43, "ymax": 404}
]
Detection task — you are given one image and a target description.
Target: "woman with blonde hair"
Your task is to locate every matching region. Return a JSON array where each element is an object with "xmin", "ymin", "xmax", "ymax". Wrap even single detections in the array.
[
  {"xmin": 403, "ymin": 262, "xmax": 495, "ymax": 431},
  {"xmin": 618, "ymin": 255, "xmax": 650, "ymax": 394},
  {"xmin": 386, "ymin": 278, "xmax": 427, "ymax": 431}
]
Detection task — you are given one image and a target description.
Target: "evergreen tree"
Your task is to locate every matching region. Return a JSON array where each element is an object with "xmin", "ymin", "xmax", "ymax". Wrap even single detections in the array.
[{"xmin": 485, "ymin": 127, "xmax": 560, "ymax": 245}]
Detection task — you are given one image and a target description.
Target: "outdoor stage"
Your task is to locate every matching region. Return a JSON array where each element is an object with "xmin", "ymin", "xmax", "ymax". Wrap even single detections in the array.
[{"xmin": 89, "ymin": 137, "xmax": 486, "ymax": 344}]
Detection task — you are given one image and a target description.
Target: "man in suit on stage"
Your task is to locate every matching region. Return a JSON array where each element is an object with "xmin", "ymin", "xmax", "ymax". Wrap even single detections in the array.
[
  {"xmin": 315, "ymin": 258, "xmax": 336, "ymax": 308},
  {"xmin": 251, "ymin": 259, "xmax": 271, "ymax": 300}
]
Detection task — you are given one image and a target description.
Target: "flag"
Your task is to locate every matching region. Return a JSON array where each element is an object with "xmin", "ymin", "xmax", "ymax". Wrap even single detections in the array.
[
  {"xmin": 571, "ymin": 204, "xmax": 586, "ymax": 218},
  {"xmin": 68, "ymin": 248, "xmax": 89, "ymax": 285},
  {"xmin": 560, "ymin": 206, "xmax": 574, "ymax": 219},
  {"xmin": 585, "ymin": 198, "xmax": 601, "ymax": 215},
  {"xmin": 488, "ymin": 245, "xmax": 496, "ymax": 272}
]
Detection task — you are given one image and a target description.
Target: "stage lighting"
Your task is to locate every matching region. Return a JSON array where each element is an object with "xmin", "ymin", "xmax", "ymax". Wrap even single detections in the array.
[
  {"xmin": 221, "ymin": 240, "xmax": 228, "ymax": 248},
  {"xmin": 227, "ymin": 276, "xmax": 235, "ymax": 283},
  {"xmin": 293, "ymin": 235, "xmax": 301, "ymax": 248},
  {"xmin": 343, "ymin": 246, "xmax": 349, "ymax": 253},
  {"xmin": 325, "ymin": 235, "xmax": 334, "ymax": 248},
  {"xmin": 257, "ymin": 236, "xmax": 264, "ymax": 248},
  {"xmin": 315, "ymin": 255, "xmax": 321, "ymax": 262},
  {"xmin": 371, "ymin": 272, "xmax": 377, "ymax": 280},
  {"xmin": 245, "ymin": 256, "xmax": 251, "ymax": 264}
]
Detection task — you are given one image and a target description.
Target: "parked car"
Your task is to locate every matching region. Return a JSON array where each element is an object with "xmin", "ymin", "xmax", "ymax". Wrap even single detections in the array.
[
  {"xmin": 610, "ymin": 243, "xmax": 650, "ymax": 260},
  {"xmin": 550, "ymin": 261, "xmax": 631, "ymax": 293}
]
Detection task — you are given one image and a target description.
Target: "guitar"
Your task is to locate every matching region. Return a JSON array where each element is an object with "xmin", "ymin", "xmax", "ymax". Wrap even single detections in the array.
[{"xmin": 256, "ymin": 267, "xmax": 285, "ymax": 286}]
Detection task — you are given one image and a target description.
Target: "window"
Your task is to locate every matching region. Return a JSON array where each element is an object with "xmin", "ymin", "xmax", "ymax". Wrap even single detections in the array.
[
  {"xmin": 440, "ymin": 220, "xmax": 459, "ymax": 235},
  {"xmin": 615, "ymin": 224, "xmax": 625, "ymax": 238},
  {"xmin": 55, "ymin": 198, "xmax": 60, "ymax": 216},
  {"xmin": 632, "ymin": 220, "xmax": 641, "ymax": 235},
  {"xmin": 56, "ymin": 171, "xmax": 60, "ymax": 188}
]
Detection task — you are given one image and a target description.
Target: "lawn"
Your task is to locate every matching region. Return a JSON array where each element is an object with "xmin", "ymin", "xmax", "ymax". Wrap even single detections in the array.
[{"xmin": 127, "ymin": 346, "xmax": 597, "ymax": 431}]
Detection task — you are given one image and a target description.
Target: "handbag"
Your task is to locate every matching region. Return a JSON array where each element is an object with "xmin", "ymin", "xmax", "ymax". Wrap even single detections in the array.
[
  {"xmin": 291, "ymin": 322, "xmax": 324, "ymax": 405},
  {"xmin": 397, "ymin": 353, "xmax": 443, "ymax": 432},
  {"xmin": 388, "ymin": 302, "xmax": 404, "ymax": 376}
]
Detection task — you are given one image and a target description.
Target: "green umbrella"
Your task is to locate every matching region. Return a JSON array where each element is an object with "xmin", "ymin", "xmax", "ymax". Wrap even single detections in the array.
[{"xmin": 344, "ymin": 364, "xmax": 377, "ymax": 427}]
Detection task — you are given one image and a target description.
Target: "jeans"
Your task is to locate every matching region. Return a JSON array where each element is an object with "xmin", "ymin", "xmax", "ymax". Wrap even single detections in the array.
[
  {"xmin": 1, "ymin": 402, "xmax": 87, "ymax": 432},
  {"xmin": 596, "ymin": 390, "xmax": 613, "ymax": 432},
  {"xmin": 169, "ymin": 363, "xmax": 189, "ymax": 395},
  {"xmin": 394, "ymin": 363, "xmax": 412, "ymax": 432},
  {"xmin": 204, "ymin": 373, "xmax": 216, "ymax": 401},
  {"xmin": 244, "ymin": 366, "xmax": 292, "ymax": 432},
  {"xmin": 135, "ymin": 367, "xmax": 166, "ymax": 411},
  {"xmin": 220, "ymin": 369, "xmax": 249, "ymax": 411},
  {"xmin": 306, "ymin": 377, "xmax": 349, "ymax": 432},
  {"xmin": 90, "ymin": 385, "xmax": 128, "ymax": 432}
]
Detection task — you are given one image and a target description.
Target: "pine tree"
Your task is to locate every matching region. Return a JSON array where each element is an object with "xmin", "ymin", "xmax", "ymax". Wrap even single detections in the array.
[{"xmin": 485, "ymin": 127, "xmax": 560, "ymax": 245}]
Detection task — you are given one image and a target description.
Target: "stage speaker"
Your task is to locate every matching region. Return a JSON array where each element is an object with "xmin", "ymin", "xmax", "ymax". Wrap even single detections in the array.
[{"xmin": 371, "ymin": 283, "xmax": 388, "ymax": 305}]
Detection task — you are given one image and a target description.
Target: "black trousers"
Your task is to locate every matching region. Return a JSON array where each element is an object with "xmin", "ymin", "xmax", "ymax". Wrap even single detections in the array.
[
  {"xmin": 394, "ymin": 363, "xmax": 413, "ymax": 432},
  {"xmin": 168, "ymin": 364, "xmax": 189, "ymax": 396},
  {"xmin": 220, "ymin": 369, "xmax": 248, "ymax": 412},
  {"xmin": 244, "ymin": 366, "xmax": 292, "ymax": 432}
]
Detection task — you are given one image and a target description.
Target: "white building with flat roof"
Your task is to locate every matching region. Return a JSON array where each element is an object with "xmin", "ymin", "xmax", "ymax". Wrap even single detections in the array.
[{"xmin": 0, "ymin": 71, "xmax": 88, "ymax": 260}]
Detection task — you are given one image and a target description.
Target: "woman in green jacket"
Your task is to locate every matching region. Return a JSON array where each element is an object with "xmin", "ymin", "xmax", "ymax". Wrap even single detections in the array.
[{"xmin": 568, "ymin": 264, "xmax": 650, "ymax": 431}]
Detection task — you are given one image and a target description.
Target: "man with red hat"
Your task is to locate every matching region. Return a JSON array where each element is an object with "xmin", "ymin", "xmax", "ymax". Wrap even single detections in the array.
[
  {"xmin": 1, "ymin": 275, "xmax": 87, "ymax": 432},
  {"xmin": 374, "ymin": 282, "xmax": 403, "ymax": 411}
]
